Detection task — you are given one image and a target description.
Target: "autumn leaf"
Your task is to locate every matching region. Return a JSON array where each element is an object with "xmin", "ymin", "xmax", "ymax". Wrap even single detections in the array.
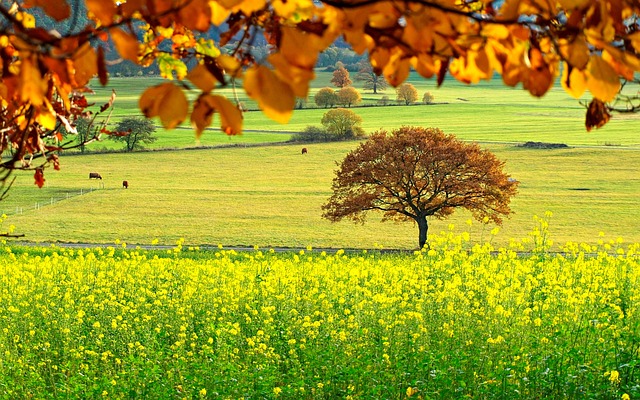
[
  {"xmin": 139, "ymin": 83, "xmax": 188, "ymax": 129},
  {"xmin": 111, "ymin": 28, "xmax": 140, "ymax": 63},
  {"xmin": 269, "ymin": 53, "xmax": 314, "ymax": 98},
  {"xmin": 586, "ymin": 98, "xmax": 611, "ymax": 131},
  {"xmin": 187, "ymin": 64, "xmax": 218, "ymax": 93},
  {"xmin": 72, "ymin": 42, "xmax": 98, "ymax": 87},
  {"xmin": 34, "ymin": 168, "xmax": 45, "ymax": 188},
  {"xmin": 191, "ymin": 94, "xmax": 243, "ymax": 137},
  {"xmin": 244, "ymin": 65, "xmax": 295, "ymax": 123},
  {"xmin": 23, "ymin": 0, "xmax": 70, "ymax": 21},
  {"xmin": 97, "ymin": 46, "xmax": 108, "ymax": 86},
  {"xmin": 178, "ymin": 0, "xmax": 212, "ymax": 31},
  {"xmin": 85, "ymin": 0, "xmax": 116, "ymax": 25},
  {"xmin": 19, "ymin": 55, "xmax": 46, "ymax": 106},
  {"xmin": 36, "ymin": 107, "xmax": 57, "ymax": 130},
  {"xmin": 586, "ymin": 54, "xmax": 620, "ymax": 102},
  {"xmin": 561, "ymin": 63, "xmax": 587, "ymax": 98}
]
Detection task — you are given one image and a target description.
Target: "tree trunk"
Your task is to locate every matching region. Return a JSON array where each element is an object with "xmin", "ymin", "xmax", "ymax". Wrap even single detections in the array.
[{"xmin": 417, "ymin": 215, "xmax": 429, "ymax": 249}]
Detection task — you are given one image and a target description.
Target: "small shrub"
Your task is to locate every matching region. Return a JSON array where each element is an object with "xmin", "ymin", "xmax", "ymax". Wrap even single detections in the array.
[{"xmin": 423, "ymin": 91, "xmax": 434, "ymax": 104}]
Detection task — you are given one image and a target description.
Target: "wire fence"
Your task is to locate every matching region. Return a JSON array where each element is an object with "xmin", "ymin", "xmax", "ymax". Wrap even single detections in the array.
[{"xmin": 2, "ymin": 184, "xmax": 104, "ymax": 216}]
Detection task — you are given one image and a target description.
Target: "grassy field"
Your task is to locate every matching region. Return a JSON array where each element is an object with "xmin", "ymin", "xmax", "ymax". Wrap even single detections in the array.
[
  {"xmin": 88, "ymin": 73, "xmax": 640, "ymax": 149},
  {"xmin": 2, "ymin": 141, "xmax": 639, "ymax": 249},
  {"xmin": 0, "ymin": 242, "xmax": 637, "ymax": 398}
]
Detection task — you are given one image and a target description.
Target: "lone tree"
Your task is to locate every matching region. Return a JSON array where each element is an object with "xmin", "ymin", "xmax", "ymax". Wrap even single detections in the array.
[
  {"xmin": 331, "ymin": 62, "xmax": 352, "ymax": 88},
  {"xmin": 337, "ymin": 87, "xmax": 362, "ymax": 107},
  {"xmin": 355, "ymin": 60, "xmax": 388, "ymax": 94},
  {"xmin": 315, "ymin": 87, "xmax": 338, "ymax": 108},
  {"xmin": 321, "ymin": 108, "xmax": 365, "ymax": 139},
  {"xmin": 396, "ymin": 83, "xmax": 419, "ymax": 105},
  {"xmin": 111, "ymin": 117, "xmax": 157, "ymax": 152},
  {"xmin": 322, "ymin": 127, "xmax": 518, "ymax": 249}
]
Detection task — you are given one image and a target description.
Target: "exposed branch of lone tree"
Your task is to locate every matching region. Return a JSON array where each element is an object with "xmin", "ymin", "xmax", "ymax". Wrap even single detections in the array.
[{"xmin": 1, "ymin": 0, "xmax": 640, "ymax": 188}]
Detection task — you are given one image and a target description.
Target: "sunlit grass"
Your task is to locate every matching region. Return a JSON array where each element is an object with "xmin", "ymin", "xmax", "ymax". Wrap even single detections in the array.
[{"xmin": 3, "ymin": 142, "xmax": 640, "ymax": 248}]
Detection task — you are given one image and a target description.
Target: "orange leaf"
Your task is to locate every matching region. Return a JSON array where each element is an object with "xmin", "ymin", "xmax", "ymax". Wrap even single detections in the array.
[
  {"xmin": 85, "ymin": 0, "xmax": 116, "ymax": 25},
  {"xmin": 178, "ymin": 0, "xmax": 212, "ymax": 31},
  {"xmin": 243, "ymin": 65, "xmax": 295, "ymax": 123},
  {"xmin": 73, "ymin": 42, "xmax": 98, "ymax": 87},
  {"xmin": 190, "ymin": 96, "xmax": 215, "ymax": 138},
  {"xmin": 206, "ymin": 95, "xmax": 243, "ymax": 135},
  {"xmin": 23, "ymin": 0, "xmax": 70, "ymax": 21},
  {"xmin": 139, "ymin": 83, "xmax": 188, "ymax": 129},
  {"xmin": 187, "ymin": 64, "xmax": 218, "ymax": 93},
  {"xmin": 586, "ymin": 54, "xmax": 620, "ymax": 102},
  {"xmin": 111, "ymin": 28, "xmax": 140, "ymax": 63}
]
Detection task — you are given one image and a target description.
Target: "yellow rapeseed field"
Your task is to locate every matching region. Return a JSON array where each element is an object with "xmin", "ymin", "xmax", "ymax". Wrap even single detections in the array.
[{"xmin": 0, "ymin": 223, "xmax": 638, "ymax": 399}]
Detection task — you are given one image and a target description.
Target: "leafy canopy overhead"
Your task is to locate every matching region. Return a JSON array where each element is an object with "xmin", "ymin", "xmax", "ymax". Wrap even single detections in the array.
[{"xmin": 1, "ymin": 0, "xmax": 639, "ymax": 187}]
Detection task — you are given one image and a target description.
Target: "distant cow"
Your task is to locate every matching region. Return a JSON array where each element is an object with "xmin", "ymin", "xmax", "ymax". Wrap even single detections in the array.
[
  {"xmin": 89, "ymin": 172, "xmax": 102, "ymax": 179},
  {"xmin": 122, "ymin": 180, "xmax": 129, "ymax": 189},
  {"xmin": 301, "ymin": 147, "xmax": 308, "ymax": 154}
]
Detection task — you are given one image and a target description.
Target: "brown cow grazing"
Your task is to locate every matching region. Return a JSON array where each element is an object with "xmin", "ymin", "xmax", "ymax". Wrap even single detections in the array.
[
  {"xmin": 301, "ymin": 147, "xmax": 308, "ymax": 154},
  {"xmin": 122, "ymin": 181, "xmax": 129, "ymax": 189},
  {"xmin": 89, "ymin": 172, "xmax": 102, "ymax": 179}
]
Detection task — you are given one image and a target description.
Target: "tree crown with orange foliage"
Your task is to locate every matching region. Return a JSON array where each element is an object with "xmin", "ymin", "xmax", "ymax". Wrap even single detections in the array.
[
  {"xmin": 322, "ymin": 127, "xmax": 519, "ymax": 248},
  {"xmin": 1, "ymin": 0, "xmax": 639, "ymax": 190}
]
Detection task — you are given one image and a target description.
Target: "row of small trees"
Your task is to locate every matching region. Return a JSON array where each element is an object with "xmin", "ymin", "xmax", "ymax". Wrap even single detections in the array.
[{"xmin": 315, "ymin": 84, "xmax": 434, "ymax": 108}]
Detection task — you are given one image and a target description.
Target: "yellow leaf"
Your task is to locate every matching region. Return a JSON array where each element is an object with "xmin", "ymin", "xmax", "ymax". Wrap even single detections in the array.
[
  {"xmin": 23, "ymin": 0, "xmax": 70, "ymax": 21},
  {"xmin": 209, "ymin": 1, "xmax": 230, "ymax": 25},
  {"xmin": 19, "ymin": 55, "xmax": 46, "ymax": 106},
  {"xmin": 111, "ymin": 28, "xmax": 140, "ymax": 63},
  {"xmin": 557, "ymin": 36, "xmax": 589, "ymax": 69},
  {"xmin": 280, "ymin": 26, "xmax": 322, "ymax": 69},
  {"xmin": 36, "ymin": 108, "xmax": 57, "ymax": 130},
  {"xmin": 411, "ymin": 54, "xmax": 440, "ymax": 79},
  {"xmin": 216, "ymin": 54, "xmax": 242, "ymax": 78},
  {"xmin": 187, "ymin": 64, "xmax": 217, "ymax": 93},
  {"xmin": 586, "ymin": 55, "xmax": 621, "ymax": 102},
  {"xmin": 243, "ymin": 65, "xmax": 294, "ymax": 124},
  {"xmin": 560, "ymin": 63, "xmax": 587, "ymax": 98},
  {"xmin": 72, "ymin": 42, "xmax": 98, "ymax": 87},
  {"xmin": 235, "ymin": 0, "xmax": 266, "ymax": 14},
  {"xmin": 139, "ymin": 83, "xmax": 188, "ymax": 129},
  {"xmin": 268, "ymin": 53, "xmax": 314, "ymax": 98},
  {"xmin": 85, "ymin": 0, "xmax": 116, "ymax": 26},
  {"xmin": 481, "ymin": 24, "xmax": 510, "ymax": 40},
  {"xmin": 383, "ymin": 50, "xmax": 410, "ymax": 87}
]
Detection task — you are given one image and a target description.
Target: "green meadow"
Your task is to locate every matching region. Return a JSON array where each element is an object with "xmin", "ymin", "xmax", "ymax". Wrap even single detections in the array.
[
  {"xmin": 2, "ymin": 141, "xmax": 639, "ymax": 249},
  {"xmin": 2, "ymin": 72, "xmax": 639, "ymax": 248}
]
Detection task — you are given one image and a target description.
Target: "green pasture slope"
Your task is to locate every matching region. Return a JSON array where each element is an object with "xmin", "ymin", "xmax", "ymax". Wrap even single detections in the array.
[
  {"xmin": 2, "ymin": 141, "xmax": 640, "ymax": 249},
  {"xmin": 90, "ymin": 72, "xmax": 640, "ymax": 148}
]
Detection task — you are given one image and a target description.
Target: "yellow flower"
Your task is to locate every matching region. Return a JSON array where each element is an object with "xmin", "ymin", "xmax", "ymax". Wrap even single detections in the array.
[
  {"xmin": 608, "ymin": 370, "xmax": 620, "ymax": 384},
  {"xmin": 273, "ymin": 387, "xmax": 282, "ymax": 396},
  {"xmin": 406, "ymin": 387, "xmax": 418, "ymax": 397},
  {"xmin": 199, "ymin": 388, "xmax": 207, "ymax": 397},
  {"xmin": 621, "ymin": 394, "xmax": 630, "ymax": 400}
]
